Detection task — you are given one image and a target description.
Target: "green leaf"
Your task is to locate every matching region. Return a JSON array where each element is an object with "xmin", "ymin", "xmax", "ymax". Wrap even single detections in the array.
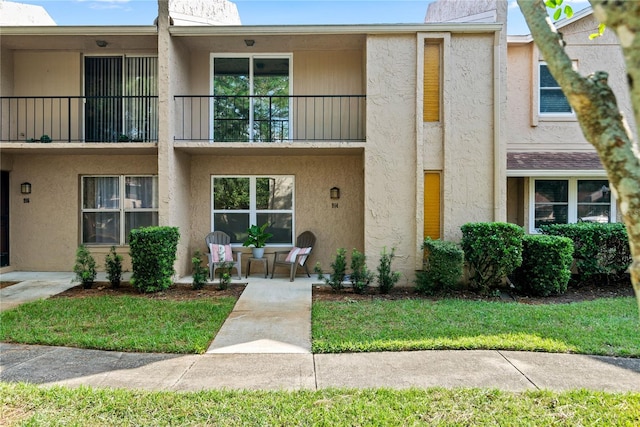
[
  {"xmin": 564, "ymin": 5, "xmax": 573, "ymax": 18},
  {"xmin": 557, "ymin": 0, "xmax": 563, "ymax": 6},
  {"xmin": 553, "ymin": 8, "xmax": 562, "ymax": 21},
  {"xmin": 589, "ymin": 23, "xmax": 606, "ymax": 40},
  {"xmin": 545, "ymin": 0, "xmax": 557, "ymax": 8}
]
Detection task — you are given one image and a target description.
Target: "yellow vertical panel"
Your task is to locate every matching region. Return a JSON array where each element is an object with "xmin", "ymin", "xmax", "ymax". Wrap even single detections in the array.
[
  {"xmin": 424, "ymin": 172, "xmax": 441, "ymax": 240},
  {"xmin": 423, "ymin": 43, "xmax": 440, "ymax": 122}
]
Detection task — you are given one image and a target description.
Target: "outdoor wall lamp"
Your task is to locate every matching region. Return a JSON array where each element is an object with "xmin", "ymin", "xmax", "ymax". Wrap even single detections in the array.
[
  {"xmin": 244, "ymin": 39, "xmax": 255, "ymax": 47},
  {"xmin": 20, "ymin": 182, "xmax": 32, "ymax": 195},
  {"xmin": 330, "ymin": 187, "xmax": 340, "ymax": 200},
  {"xmin": 96, "ymin": 40, "xmax": 108, "ymax": 48}
]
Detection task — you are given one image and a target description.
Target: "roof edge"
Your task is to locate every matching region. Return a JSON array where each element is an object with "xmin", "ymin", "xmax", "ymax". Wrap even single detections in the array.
[
  {"xmin": 0, "ymin": 26, "xmax": 158, "ymax": 36},
  {"xmin": 169, "ymin": 22, "xmax": 503, "ymax": 36}
]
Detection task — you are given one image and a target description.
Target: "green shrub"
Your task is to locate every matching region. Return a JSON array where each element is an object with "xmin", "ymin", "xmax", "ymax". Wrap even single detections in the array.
[
  {"xmin": 73, "ymin": 245, "xmax": 97, "ymax": 289},
  {"xmin": 416, "ymin": 238, "xmax": 464, "ymax": 295},
  {"xmin": 191, "ymin": 250, "xmax": 208, "ymax": 290},
  {"xmin": 377, "ymin": 247, "xmax": 401, "ymax": 294},
  {"xmin": 512, "ymin": 235, "xmax": 574, "ymax": 296},
  {"xmin": 130, "ymin": 226, "xmax": 180, "ymax": 293},
  {"xmin": 460, "ymin": 222, "xmax": 524, "ymax": 294},
  {"xmin": 315, "ymin": 248, "xmax": 347, "ymax": 292},
  {"xmin": 540, "ymin": 223, "xmax": 631, "ymax": 284},
  {"xmin": 217, "ymin": 261, "xmax": 235, "ymax": 290},
  {"xmin": 105, "ymin": 246, "xmax": 123, "ymax": 288},
  {"xmin": 350, "ymin": 249, "xmax": 374, "ymax": 294}
]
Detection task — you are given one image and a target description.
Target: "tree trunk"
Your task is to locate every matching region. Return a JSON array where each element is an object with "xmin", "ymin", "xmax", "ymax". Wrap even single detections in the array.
[{"xmin": 518, "ymin": 0, "xmax": 640, "ymax": 316}]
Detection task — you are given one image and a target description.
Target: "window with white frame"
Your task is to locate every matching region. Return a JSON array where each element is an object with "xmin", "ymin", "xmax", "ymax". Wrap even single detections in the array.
[
  {"xmin": 531, "ymin": 178, "xmax": 614, "ymax": 231},
  {"xmin": 82, "ymin": 175, "xmax": 158, "ymax": 245},
  {"xmin": 212, "ymin": 175, "xmax": 294, "ymax": 245},
  {"xmin": 539, "ymin": 63, "xmax": 572, "ymax": 115}
]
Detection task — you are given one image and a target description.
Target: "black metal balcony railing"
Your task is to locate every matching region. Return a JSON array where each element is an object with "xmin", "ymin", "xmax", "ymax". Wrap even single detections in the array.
[
  {"xmin": 0, "ymin": 96, "xmax": 158, "ymax": 143},
  {"xmin": 174, "ymin": 95, "xmax": 366, "ymax": 142}
]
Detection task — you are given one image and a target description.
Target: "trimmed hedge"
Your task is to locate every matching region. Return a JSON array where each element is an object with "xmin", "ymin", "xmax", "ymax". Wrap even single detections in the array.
[
  {"xmin": 540, "ymin": 223, "xmax": 630, "ymax": 283},
  {"xmin": 130, "ymin": 226, "xmax": 180, "ymax": 293},
  {"xmin": 460, "ymin": 222, "xmax": 524, "ymax": 293},
  {"xmin": 512, "ymin": 235, "xmax": 574, "ymax": 296},
  {"xmin": 416, "ymin": 238, "xmax": 464, "ymax": 295}
]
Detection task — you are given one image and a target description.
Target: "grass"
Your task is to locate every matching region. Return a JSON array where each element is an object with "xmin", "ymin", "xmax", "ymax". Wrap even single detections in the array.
[
  {"xmin": 312, "ymin": 297, "xmax": 640, "ymax": 356},
  {"xmin": 0, "ymin": 295, "xmax": 237, "ymax": 354},
  {"xmin": 2, "ymin": 382, "xmax": 639, "ymax": 426}
]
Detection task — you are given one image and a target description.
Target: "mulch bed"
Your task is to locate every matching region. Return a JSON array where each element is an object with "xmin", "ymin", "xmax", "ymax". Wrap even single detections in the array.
[
  {"xmin": 51, "ymin": 282, "xmax": 245, "ymax": 301},
  {"xmin": 312, "ymin": 281, "xmax": 635, "ymax": 304},
  {"xmin": 6, "ymin": 278, "xmax": 635, "ymax": 304}
]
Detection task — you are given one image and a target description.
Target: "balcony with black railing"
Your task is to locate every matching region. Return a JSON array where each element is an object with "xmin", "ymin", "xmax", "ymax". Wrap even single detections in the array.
[
  {"xmin": 174, "ymin": 95, "xmax": 365, "ymax": 142},
  {"xmin": 0, "ymin": 96, "xmax": 158, "ymax": 143}
]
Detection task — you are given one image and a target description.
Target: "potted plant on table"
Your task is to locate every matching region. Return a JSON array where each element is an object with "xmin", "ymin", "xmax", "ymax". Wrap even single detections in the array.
[{"xmin": 243, "ymin": 223, "xmax": 273, "ymax": 259}]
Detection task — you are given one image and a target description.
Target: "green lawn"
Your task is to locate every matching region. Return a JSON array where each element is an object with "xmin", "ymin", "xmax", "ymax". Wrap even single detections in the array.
[
  {"xmin": 312, "ymin": 297, "xmax": 640, "ymax": 356},
  {"xmin": 2, "ymin": 382, "xmax": 639, "ymax": 426},
  {"xmin": 0, "ymin": 295, "xmax": 237, "ymax": 354}
]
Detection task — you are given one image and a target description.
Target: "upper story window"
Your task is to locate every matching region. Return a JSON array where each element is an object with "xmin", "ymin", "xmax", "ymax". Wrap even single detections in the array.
[
  {"xmin": 531, "ymin": 178, "xmax": 615, "ymax": 232},
  {"xmin": 82, "ymin": 175, "xmax": 159, "ymax": 245},
  {"xmin": 212, "ymin": 175, "xmax": 294, "ymax": 245},
  {"xmin": 539, "ymin": 63, "xmax": 572, "ymax": 116},
  {"xmin": 423, "ymin": 42, "xmax": 441, "ymax": 122}
]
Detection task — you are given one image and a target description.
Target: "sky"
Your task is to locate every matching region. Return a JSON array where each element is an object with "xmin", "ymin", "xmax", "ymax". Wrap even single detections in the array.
[{"xmin": 12, "ymin": 0, "xmax": 591, "ymax": 35}]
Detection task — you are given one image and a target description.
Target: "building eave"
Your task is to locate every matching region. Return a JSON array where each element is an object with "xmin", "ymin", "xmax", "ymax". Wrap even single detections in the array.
[
  {"xmin": 0, "ymin": 26, "xmax": 158, "ymax": 36},
  {"xmin": 169, "ymin": 22, "xmax": 503, "ymax": 37}
]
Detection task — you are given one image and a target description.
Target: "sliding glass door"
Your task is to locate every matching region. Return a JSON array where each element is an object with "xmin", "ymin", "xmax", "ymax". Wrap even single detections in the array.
[
  {"xmin": 212, "ymin": 55, "xmax": 290, "ymax": 142},
  {"xmin": 84, "ymin": 56, "xmax": 158, "ymax": 142}
]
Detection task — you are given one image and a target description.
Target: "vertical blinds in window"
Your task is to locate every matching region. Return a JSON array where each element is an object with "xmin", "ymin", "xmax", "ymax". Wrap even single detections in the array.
[
  {"xmin": 124, "ymin": 57, "xmax": 158, "ymax": 141},
  {"xmin": 423, "ymin": 43, "xmax": 441, "ymax": 122}
]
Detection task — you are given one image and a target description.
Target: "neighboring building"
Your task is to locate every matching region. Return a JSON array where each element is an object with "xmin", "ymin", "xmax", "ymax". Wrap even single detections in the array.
[
  {"xmin": 0, "ymin": 0, "xmax": 626, "ymax": 280},
  {"xmin": 505, "ymin": 7, "xmax": 630, "ymax": 233}
]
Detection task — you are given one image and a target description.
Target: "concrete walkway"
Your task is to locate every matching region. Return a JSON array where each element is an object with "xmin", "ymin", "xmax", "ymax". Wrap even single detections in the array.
[{"xmin": 1, "ymin": 272, "xmax": 640, "ymax": 392}]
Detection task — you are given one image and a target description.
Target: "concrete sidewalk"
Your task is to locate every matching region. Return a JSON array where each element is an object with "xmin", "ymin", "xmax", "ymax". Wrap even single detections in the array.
[
  {"xmin": 1, "ymin": 271, "xmax": 640, "ymax": 392},
  {"xmin": 2, "ymin": 343, "xmax": 640, "ymax": 392}
]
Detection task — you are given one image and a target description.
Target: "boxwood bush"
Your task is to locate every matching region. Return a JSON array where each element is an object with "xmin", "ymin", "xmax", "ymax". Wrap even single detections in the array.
[
  {"xmin": 512, "ymin": 235, "xmax": 574, "ymax": 296},
  {"xmin": 460, "ymin": 222, "xmax": 524, "ymax": 294},
  {"xmin": 415, "ymin": 238, "xmax": 464, "ymax": 295},
  {"xmin": 540, "ymin": 223, "xmax": 630, "ymax": 284},
  {"xmin": 130, "ymin": 226, "xmax": 180, "ymax": 293}
]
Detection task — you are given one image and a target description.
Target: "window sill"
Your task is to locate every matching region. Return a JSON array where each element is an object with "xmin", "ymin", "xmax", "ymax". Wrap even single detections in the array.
[{"xmin": 538, "ymin": 114, "xmax": 576, "ymax": 122}]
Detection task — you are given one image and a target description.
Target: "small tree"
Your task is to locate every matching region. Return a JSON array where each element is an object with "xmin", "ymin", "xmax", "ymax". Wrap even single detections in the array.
[
  {"xmin": 314, "ymin": 248, "xmax": 347, "ymax": 292},
  {"xmin": 350, "ymin": 249, "xmax": 374, "ymax": 294},
  {"xmin": 377, "ymin": 247, "xmax": 401, "ymax": 294},
  {"xmin": 73, "ymin": 244, "xmax": 97, "ymax": 289},
  {"xmin": 105, "ymin": 246, "xmax": 123, "ymax": 288},
  {"xmin": 192, "ymin": 250, "xmax": 208, "ymax": 290}
]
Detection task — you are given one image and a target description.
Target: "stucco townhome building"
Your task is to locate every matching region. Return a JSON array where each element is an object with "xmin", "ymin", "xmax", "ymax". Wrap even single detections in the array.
[{"xmin": 0, "ymin": 0, "xmax": 628, "ymax": 281}]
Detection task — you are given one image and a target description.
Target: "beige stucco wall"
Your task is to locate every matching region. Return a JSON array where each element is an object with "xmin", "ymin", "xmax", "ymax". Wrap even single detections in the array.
[
  {"xmin": 0, "ymin": 47, "xmax": 14, "ymax": 96},
  {"xmin": 8, "ymin": 154, "xmax": 157, "ymax": 271},
  {"xmin": 365, "ymin": 34, "xmax": 417, "ymax": 283},
  {"xmin": 187, "ymin": 154, "xmax": 364, "ymax": 274},
  {"xmin": 442, "ymin": 34, "xmax": 498, "ymax": 239},
  {"xmin": 507, "ymin": 15, "xmax": 634, "ymax": 152},
  {"xmin": 159, "ymin": 2, "xmax": 193, "ymax": 277}
]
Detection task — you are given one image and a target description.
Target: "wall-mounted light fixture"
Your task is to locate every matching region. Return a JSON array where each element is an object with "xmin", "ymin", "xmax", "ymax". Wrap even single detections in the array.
[
  {"xmin": 96, "ymin": 40, "xmax": 108, "ymax": 48},
  {"xmin": 244, "ymin": 39, "xmax": 255, "ymax": 47},
  {"xmin": 20, "ymin": 182, "xmax": 32, "ymax": 195},
  {"xmin": 330, "ymin": 187, "xmax": 340, "ymax": 200}
]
